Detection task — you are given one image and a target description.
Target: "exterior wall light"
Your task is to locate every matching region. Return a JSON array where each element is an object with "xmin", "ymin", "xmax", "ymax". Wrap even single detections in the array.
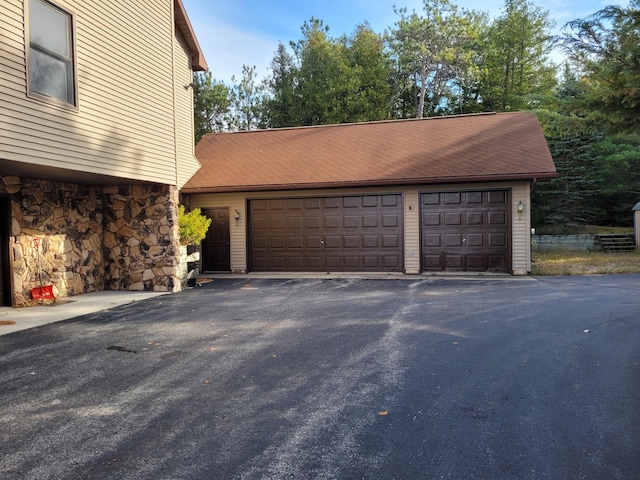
[
  {"xmin": 233, "ymin": 209, "xmax": 240, "ymax": 220},
  {"xmin": 517, "ymin": 201, "xmax": 525, "ymax": 219}
]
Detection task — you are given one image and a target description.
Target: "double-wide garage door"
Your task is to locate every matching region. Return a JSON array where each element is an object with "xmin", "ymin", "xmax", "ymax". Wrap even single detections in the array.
[
  {"xmin": 247, "ymin": 190, "xmax": 510, "ymax": 273},
  {"xmin": 249, "ymin": 195, "xmax": 403, "ymax": 272},
  {"xmin": 421, "ymin": 190, "xmax": 510, "ymax": 272}
]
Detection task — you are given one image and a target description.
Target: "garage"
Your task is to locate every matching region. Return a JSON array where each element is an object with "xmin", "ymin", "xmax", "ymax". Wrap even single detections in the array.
[
  {"xmin": 421, "ymin": 190, "xmax": 510, "ymax": 272},
  {"xmin": 184, "ymin": 112, "xmax": 557, "ymax": 275},
  {"xmin": 249, "ymin": 194, "xmax": 403, "ymax": 272}
]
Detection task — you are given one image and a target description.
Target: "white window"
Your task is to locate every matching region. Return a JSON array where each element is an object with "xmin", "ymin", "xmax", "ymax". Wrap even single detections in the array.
[{"xmin": 27, "ymin": 0, "xmax": 76, "ymax": 106}]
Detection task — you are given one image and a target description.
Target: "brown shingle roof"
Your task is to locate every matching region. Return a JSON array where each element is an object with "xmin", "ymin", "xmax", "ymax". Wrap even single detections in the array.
[{"xmin": 183, "ymin": 112, "xmax": 556, "ymax": 193}]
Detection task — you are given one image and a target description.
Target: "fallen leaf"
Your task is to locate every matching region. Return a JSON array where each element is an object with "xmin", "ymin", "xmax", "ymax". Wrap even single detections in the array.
[
  {"xmin": 0, "ymin": 320, "xmax": 17, "ymax": 326},
  {"xmin": 147, "ymin": 342, "xmax": 154, "ymax": 345},
  {"xmin": 209, "ymin": 347, "xmax": 217, "ymax": 351},
  {"xmin": 378, "ymin": 411, "xmax": 389, "ymax": 416},
  {"xmin": 203, "ymin": 379, "xmax": 210, "ymax": 384}
]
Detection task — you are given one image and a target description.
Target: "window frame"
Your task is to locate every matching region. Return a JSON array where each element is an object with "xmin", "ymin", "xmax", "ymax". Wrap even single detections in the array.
[{"xmin": 25, "ymin": 0, "xmax": 78, "ymax": 110}]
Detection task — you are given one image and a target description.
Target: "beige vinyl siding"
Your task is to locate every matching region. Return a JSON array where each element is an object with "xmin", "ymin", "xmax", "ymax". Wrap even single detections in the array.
[
  {"xmin": 403, "ymin": 188, "xmax": 421, "ymax": 274},
  {"xmin": 173, "ymin": 29, "xmax": 200, "ymax": 188},
  {"xmin": 511, "ymin": 181, "xmax": 531, "ymax": 274},
  {"xmin": 189, "ymin": 181, "xmax": 531, "ymax": 275},
  {"xmin": 0, "ymin": 0, "xmax": 195, "ymax": 185}
]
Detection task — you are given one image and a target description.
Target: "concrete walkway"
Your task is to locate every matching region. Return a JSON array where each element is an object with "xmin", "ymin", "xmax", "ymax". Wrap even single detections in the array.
[{"xmin": 0, "ymin": 291, "xmax": 168, "ymax": 336}]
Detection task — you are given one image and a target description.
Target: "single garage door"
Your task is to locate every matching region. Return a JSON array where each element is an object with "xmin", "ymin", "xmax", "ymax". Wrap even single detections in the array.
[
  {"xmin": 421, "ymin": 190, "xmax": 510, "ymax": 273},
  {"xmin": 249, "ymin": 195, "xmax": 403, "ymax": 272}
]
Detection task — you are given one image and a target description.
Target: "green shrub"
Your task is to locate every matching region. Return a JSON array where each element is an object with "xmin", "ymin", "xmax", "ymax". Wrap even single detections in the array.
[{"xmin": 178, "ymin": 206, "xmax": 212, "ymax": 246}]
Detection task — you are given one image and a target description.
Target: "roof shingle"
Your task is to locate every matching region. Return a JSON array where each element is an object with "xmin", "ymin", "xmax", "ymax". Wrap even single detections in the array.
[{"xmin": 183, "ymin": 112, "xmax": 556, "ymax": 193}]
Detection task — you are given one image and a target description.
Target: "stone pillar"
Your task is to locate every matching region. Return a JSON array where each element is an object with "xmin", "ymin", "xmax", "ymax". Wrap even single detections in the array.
[{"xmin": 103, "ymin": 184, "xmax": 181, "ymax": 292}]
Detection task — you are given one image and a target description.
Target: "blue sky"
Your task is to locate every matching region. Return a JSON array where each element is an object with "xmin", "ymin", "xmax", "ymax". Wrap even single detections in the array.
[{"xmin": 181, "ymin": 0, "xmax": 610, "ymax": 85}]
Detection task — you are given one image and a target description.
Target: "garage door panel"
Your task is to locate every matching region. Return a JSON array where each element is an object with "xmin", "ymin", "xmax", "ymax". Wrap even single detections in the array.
[
  {"xmin": 445, "ymin": 213, "xmax": 462, "ymax": 225},
  {"xmin": 288, "ymin": 217, "xmax": 303, "ymax": 229},
  {"xmin": 307, "ymin": 237, "xmax": 322, "ymax": 248},
  {"xmin": 287, "ymin": 198, "xmax": 303, "ymax": 209},
  {"xmin": 249, "ymin": 195, "xmax": 403, "ymax": 272},
  {"xmin": 344, "ymin": 235, "xmax": 359, "ymax": 248},
  {"xmin": 382, "ymin": 215, "xmax": 398, "ymax": 227},
  {"xmin": 324, "ymin": 197, "xmax": 340, "ymax": 208},
  {"xmin": 270, "ymin": 217, "xmax": 285, "ymax": 229},
  {"xmin": 423, "ymin": 213, "xmax": 441, "ymax": 226},
  {"xmin": 421, "ymin": 190, "xmax": 509, "ymax": 273},
  {"xmin": 363, "ymin": 235, "xmax": 378, "ymax": 248},
  {"xmin": 489, "ymin": 234, "xmax": 507, "ymax": 247},
  {"xmin": 467, "ymin": 234, "xmax": 484, "ymax": 247},
  {"xmin": 324, "ymin": 216, "xmax": 340, "ymax": 228},
  {"xmin": 467, "ymin": 212, "xmax": 483, "ymax": 225},
  {"xmin": 363, "ymin": 196, "xmax": 379, "ymax": 207},
  {"xmin": 344, "ymin": 216, "xmax": 359, "ymax": 228},
  {"xmin": 271, "ymin": 237, "xmax": 285, "ymax": 249},
  {"xmin": 345, "ymin": 256, "xmax": 359, "ymax": 268},
  {"xmin": 467, "ymin": 191, "xmax": 483, "ymax": 203},
  {"xmin": 252, "ymin": 217, "xmax": 268, "ymax": 230},
  {"xmin": 288, "ymin": 237, "xmax": 303, "ymax": 249},
  {"xmin": 362, "ymin": 215, "xmax": 378, "ymax": 227},
  {"xmin": 325, "ymin": 235, "xmax": 340, "ymax": 248},
  {"xmin": 488, "ymin": 212, "xmax": 507, "ymax": 225},
  {"xmin": 306, "ymin": 217, "xmax": 321, "ymax": 228},
  {"xmin": 446, "ymin": 255, "xmax": 463, "ymax": 269}
]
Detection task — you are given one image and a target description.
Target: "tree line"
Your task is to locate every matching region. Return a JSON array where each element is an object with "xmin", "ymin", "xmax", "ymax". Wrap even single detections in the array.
[{"xmin": 193, "ymin": 0, "xmax": 640, "ymax": 229}]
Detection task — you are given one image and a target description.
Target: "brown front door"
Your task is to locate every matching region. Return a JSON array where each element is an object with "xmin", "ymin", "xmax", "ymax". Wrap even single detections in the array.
[
  {"xmin": 248, "ymin": 194, "xmax": 403, "ymax": 272},
  {"xmin": 201, "ymin": 208, "xmax": 231, "ymax": 272},
  {"xmin": 421, "ymin": 190, "xmax": 510, "ymax": 273}
]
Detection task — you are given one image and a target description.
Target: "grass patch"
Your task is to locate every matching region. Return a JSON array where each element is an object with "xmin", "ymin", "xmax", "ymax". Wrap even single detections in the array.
[{"xmin": 531, "ymin": 250, "xmax": 640, "ymax": 275}]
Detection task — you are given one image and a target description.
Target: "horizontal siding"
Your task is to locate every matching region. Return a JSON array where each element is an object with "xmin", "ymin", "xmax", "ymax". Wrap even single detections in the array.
[
  {"xmin": 189, "ymin": 182, "xmax": 530, "ymax": 275},
  {"xmin": 404, "ymin": 189, "xmax": 420, "ymax": 273},
  {"xmin": 511, "ymin": 182, "xmax": 531, "ymax": 274},
  {"xmin": 174, "ymin": 29, "xmax": 200, "ymax": 188},
  {"xmin": 0, "ymin": 0, "xmax": 195, "ymax": 186}
]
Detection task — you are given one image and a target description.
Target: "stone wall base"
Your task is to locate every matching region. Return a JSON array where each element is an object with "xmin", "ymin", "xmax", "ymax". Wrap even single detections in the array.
[{"xmin": 1, "ymin": 177, "xmax": 182, "ymax": 306}]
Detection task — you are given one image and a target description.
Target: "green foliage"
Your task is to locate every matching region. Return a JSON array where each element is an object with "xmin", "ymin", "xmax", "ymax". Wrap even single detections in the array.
[
  {"xmin": 388, "ymin": 0, "xmax": 477, "ymax": 117},
  {"xmin": 557, "ymin": 0, "xmax": 640, "ymax": 133},
  {"xmin": 229, "ymin": 65, "xmax": 266, "ymax": 131},
  {"xmin": 263, "ymin": 19, "xmax": 392, "ymax": 127},
  {"xmin": 178, "ymin": 206, "xmax": 212, "ymax": 246},
  {"xmin": 193, "ymin": 71, "xmax": 231, "ymax": 142},
  {"xmin": 473, "ymin": 0, "xmax": 557, "ymax": 111}
]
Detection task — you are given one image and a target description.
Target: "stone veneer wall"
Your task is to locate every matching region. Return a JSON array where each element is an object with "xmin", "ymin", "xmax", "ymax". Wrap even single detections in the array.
[
  {"xmin": 102, "ymin": 184, "xmax": 181, "ymax": 293},
  {"xmin": 0, "ymin": 177, "xmax": 182, "ymax": 306},
  {"xmin": 1, "ymin": 177, "xmax": 104, "ymax": 306}
]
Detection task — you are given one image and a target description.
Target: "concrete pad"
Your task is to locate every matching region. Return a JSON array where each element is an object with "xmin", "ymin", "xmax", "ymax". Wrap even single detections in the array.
[{"xmin": 0, "ymin": 291, "xmax": 169, "ymax": 336}]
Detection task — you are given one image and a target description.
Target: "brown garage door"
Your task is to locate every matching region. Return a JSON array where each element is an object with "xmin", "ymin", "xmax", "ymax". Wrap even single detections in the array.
[
  {"xmin": 249, "ymin": 195, "xmax": 403, "ymax": 272},
  {"xmin": 421, "ymin": 190, "xmax": 510, "ymax": 273}
]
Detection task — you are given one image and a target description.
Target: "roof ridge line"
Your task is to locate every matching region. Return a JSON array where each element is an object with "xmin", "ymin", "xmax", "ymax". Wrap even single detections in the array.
[{"xmin": 211, "ymin": 112, "xmax": 519, "ymax": 136}]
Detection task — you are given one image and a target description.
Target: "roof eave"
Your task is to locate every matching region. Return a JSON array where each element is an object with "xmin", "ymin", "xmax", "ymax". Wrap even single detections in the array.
[
  {"xmin": 180, "ymin": 172, "xmax": 558, "ymax": 194},
  {"xmin": 174, "ymin": 0, "xmax": 208, "ymax": 71}
]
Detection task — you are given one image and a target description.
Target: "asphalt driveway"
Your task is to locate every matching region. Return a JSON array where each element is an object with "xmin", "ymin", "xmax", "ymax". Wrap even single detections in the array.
[{"xmin": 1, "ymin": 275, "xmax": 639, "ymax": 480}]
